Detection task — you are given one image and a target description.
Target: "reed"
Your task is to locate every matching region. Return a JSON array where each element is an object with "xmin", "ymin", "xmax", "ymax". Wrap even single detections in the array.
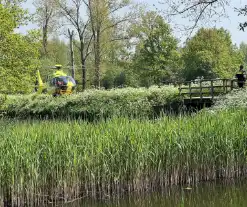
[{"xmin": 0, "ymin": 108, "xmax": 247, "ymax": 205}]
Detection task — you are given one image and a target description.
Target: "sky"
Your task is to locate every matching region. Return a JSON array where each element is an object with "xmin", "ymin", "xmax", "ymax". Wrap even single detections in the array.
[{"xmin": 18, "ymin": 0, "xmax": 247, "ymax": 46}]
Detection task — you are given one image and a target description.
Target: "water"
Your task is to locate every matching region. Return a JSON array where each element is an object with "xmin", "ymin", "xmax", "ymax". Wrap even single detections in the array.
[{"xmin": 61, "ymin": 179, "xmax": 247, "ymax": 207}]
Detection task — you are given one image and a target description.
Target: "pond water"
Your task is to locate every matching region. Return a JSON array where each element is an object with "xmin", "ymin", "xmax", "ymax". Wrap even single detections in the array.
[{"xmin": 60, "ymin": 178, "xmax": 247, "ymax": 207}]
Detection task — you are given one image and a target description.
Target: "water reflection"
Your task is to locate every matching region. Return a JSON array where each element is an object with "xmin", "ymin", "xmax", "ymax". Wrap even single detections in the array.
[{"xmin": 62, "ymin": 179, "xmax": 247, "ymax": 207}]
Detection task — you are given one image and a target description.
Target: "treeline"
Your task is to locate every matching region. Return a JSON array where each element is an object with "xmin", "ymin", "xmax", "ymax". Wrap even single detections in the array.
[{"xmin": 1, "ymin": 0, "xmax": 247, "ymax": 94}]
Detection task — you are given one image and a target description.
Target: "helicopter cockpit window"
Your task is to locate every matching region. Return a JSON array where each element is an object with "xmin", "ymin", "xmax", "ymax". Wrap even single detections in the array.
[{"xmin": 50, "ymin": 76, "xmax": 69, "ymax": 87}]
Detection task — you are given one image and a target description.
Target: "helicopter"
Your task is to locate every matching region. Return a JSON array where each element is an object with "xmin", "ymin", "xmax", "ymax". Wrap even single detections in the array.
[{"xmin": 35, "ymin": 64, "xmax": 76, "ymax": 96}]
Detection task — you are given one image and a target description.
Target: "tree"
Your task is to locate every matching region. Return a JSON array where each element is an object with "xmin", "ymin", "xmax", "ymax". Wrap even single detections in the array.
[
  {"xmin": 131, "ymin": 11, "xmax": 181, "ymax": 86},
  {"xmin": 239, "ymin": 42, "xmax": 247, "ymax": 65},
  {"xmin": 0, "ymin": 4, "xmax": 40, "ymax": 94},
  {"xmin": 33, "ymin": 0, "xmax": 58, "ymax": 56},
  {"xmin": 85, "ymin": 0, "xmax": 137, "ymax": 88},
  {"xmin": 182, "ymin": 28, "xmax": 243, "ymax": 80},
  {"xmin": 1, "ymin": 0, "xmax": 29, "ymax": 27},
  {"xmin": 55, "ymin": 0, "xmax": 93, "ymax": 90}
]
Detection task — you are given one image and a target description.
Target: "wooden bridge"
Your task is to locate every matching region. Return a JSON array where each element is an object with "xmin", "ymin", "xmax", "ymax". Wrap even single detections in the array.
[{"xmin": 177, "ymin": 78, "xmax": 240, "ymax": 107}]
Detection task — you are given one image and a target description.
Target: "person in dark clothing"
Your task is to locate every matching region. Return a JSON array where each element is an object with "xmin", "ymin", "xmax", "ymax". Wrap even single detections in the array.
[{"xmin": 236, "ymin": 65, "xmax": 246, "ymax": 88}]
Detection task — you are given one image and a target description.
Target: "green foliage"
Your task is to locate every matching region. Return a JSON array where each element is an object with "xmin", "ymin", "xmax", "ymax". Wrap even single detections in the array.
[
  {"xmin": 131, "ymin": 11, "xmax": 181, "ymax": 86},
  {"xmin": 1, "ymin": 108, "xmax": 247, "ymax": 203},
  {"xmin": 101, "ymin": 63, "xmax": 139, "ymax": 89},
  {"xmin": 3, "ymin": 86, "xmax": 181, "ymax": 118},
  {"xmin": 208, "ymin": 88, "xmax": 247, "ymax": 111},
  {"xmin": 239, "ymin": 42, "xmax": 247, "ymax": 66},
  {"xmin": 38, "ymin": 38, "xmax": 70, "ymax": 81},
  {"xmin": 0, "ymin": 4, "xmax": 40, "ymax": 94},
  {"xmin": 182, "ymin": 28, "xmax": 243, "ymax": 81}
]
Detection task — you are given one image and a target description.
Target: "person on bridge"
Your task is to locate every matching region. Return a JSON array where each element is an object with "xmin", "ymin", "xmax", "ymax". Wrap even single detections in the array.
[{"xmin": 236, "ymin": 65, "xmax": 246, "ymax": 88}]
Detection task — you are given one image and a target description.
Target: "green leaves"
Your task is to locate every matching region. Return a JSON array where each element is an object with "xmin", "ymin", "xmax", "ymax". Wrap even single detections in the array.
[
  {"xmin": 182, "ymin": 28, "xmax": 243, "ymax": 80},
  {"xmin": 0, "ymin": 4, "xmax": 40, "ymax": 94},
  {"xmin": 131, "ymin": 11, "xmax": 180, "ymax": 86}
]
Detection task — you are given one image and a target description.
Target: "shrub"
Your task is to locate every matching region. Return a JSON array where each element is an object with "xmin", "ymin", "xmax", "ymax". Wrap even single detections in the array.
[{"xmin": 2, "ymin": 86, "xmax": 182, "ymax": 119}]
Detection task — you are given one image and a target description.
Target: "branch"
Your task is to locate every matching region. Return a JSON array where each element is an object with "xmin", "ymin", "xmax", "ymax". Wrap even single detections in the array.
[
  {"xmin": 57, "ymin": 2, "xmax": 78, "ymax": 29},
  {"xmin": 85, "ymin": 34, "xmax": 93, "ymax": 59},
  {"xmin": 188, "ymin": 1, "xmax": 213, "ymax": 36},
  {"xmin": 79, "ymin": 19, "xmax": 89, "ymax": 38},
  {"xmin": 169, "ymin": 0, "xmax": 218, "ymax": 15},
  {"xmin": 101, "ymin": 18, "xmax": 132, "ymax": 34}
]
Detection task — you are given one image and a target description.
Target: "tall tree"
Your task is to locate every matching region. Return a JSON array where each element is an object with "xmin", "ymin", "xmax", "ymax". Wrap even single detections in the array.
[
  {"xmin": 33, "ymin": 0, "xmax": 58, "ymax": 56},
  {"xmin": 84, "ymin": 0, "xmax": 137, "ymax": 88},
  {"xmin": 55, "ymin": 0, "xmax": 93, "ymax": 90},
  {"xmin": 68, "ymin": 29, "xmax": 75, "ymax": 79},
  {"xmin": 182, "ymin": 28, "xmax": 243, "ymax": 80},
  {"xmin": 131, "ymin": 11, "xmax": 181, "ymax": 86}
]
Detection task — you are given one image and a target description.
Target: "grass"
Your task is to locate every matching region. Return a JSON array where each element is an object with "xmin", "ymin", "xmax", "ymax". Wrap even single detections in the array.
[{"xmin": 1, "ymin": 108, "xmax": 247, "ymax": 205}]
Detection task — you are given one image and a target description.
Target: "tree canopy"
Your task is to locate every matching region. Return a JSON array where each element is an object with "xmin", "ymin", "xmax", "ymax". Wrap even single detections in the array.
[
  {"xmin": 182, "ymin": 28, "xmax": 243, "ymax": 80},
  {"xmin": 1, "ymin": 1, "xmax": 247, "ymax": 93},
  {"xmin": 0, "ymin": 4, "xmax": 40, "ymax": 93},
  {"xmin": 131, "ymin": 11, "xmax": 181, "ymax": 86}
]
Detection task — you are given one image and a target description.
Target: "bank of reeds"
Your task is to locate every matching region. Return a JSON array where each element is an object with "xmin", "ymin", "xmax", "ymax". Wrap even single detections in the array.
[
  {"xmin": 0, "ymin": 86, "xmax": 181, "ymax": 119},
  {"xmin": 1, "ymin": 109, "xmax": 247, "ymax": 206}
]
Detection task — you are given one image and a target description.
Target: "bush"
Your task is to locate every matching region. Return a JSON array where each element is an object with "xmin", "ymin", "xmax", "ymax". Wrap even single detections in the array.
[
  {"xmin": 2, "ymin": 86, "xmax": 182, "ymax": 119},
  {"xmin": 209, "ymin": 88, "xmax": 247, "ymax": 111}
]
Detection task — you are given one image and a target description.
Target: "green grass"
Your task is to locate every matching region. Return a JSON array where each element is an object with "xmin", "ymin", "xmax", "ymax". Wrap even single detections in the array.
[{"xmin": 1, "ymin": 108, "xmax": 247, "ymax": 205}]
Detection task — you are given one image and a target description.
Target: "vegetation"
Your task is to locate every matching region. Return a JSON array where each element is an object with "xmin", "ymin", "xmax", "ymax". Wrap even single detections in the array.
[
  {"xmin": 131, "ymin": 11, "xmax": 181, "ymax": 86},
  {"xmin": 1, "ymin": 109, "xmax": 247, "ymax": 205},
  {"xmin": 2, "ymin": 0, "xmax": 247, "ymax": 205},
  {"xmin": 182, "ymin": 28, "xmax": 243, "ymax": 80},
  {"xmin": 0, "ymin": 4, "xmax": 40, "ymax": 94},
  {"xmin": 209, "ymin": 88, "xmax": 247, "ymax": 111},
  {"xmin": 1, "ymin": 0, "xmax": 247, "ymax": 94},
  {"xmin": 0, "ymin": 86, "xmax": 181, "ymax": 119}
]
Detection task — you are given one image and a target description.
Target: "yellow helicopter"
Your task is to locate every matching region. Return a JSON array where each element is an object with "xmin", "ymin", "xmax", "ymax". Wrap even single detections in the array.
[{"xmin": 35, "ymin": 64, "xmax": 76, "ymax": 96}]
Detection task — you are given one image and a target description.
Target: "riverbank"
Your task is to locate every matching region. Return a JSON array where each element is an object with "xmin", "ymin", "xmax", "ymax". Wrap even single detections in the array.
[{"xmin": 1, "ymin": 108, "xmax": 247, "ymax": 205}]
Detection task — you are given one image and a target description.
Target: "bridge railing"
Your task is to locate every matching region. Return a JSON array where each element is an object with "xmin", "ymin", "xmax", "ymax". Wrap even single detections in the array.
[{"xmin": 178, "ymin": 78, "xmax": 240, "ymax": 101}]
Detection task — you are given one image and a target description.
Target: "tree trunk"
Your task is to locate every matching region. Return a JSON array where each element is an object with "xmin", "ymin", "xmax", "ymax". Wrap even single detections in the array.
[
  {"xmin": 68, "ymin": 29, "xmax": 75, "ymax": 79},
  {"xmin": 81, "ymin": 59, "xmax": 86, "ymax": 91},
  {"xmin": 94, "ymin": 29, "xmax": 101, "ymax": 88},
  {"xmin": 42, "ymin": 25, "xmax": 48, "ymax": 56},
  {"xmin": 80, "ymin": 37, "xmax": 86, "ymax": 91}
]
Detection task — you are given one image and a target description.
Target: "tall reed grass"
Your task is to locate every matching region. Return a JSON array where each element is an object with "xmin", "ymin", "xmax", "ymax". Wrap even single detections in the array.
[{"xmin": 1, "ymin": 109, "xmax": 247, "ymax": 206}]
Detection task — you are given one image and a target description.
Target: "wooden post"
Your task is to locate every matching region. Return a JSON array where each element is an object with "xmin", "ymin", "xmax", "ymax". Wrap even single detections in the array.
[
  {"xmin": 226, "ymin": 79, "xmax": 228, "ymax": 92},
  {"xmin": 189, "ymin": 81, "xmax": 192, "ymax": 101},
  {"xmin": 223, "ymin": 79, "xmax": 226, "ymax": 94},
  {"xmin": 178, "ymin": 83, "xmax": 182, "ymax": 96},
  {"xmin": 211, "ymin": 80, "xmax": 214, "ymax": 101},
  {"xmin": 200, "ymin": 80, "xmax": 202, "ymax": 101},
  {"xmin": 231, "ymin": 79, "xmax": 234, "ymax": 91},
  {"xmin": 68, "ymin": 29, "xmax": 75, "ymax": 79}
]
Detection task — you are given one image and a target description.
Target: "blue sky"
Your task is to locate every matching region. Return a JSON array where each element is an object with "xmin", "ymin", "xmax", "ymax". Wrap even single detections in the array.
[{"xmin": 19, "ymin": 0, "xmax": 247, "ymax": 46}]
